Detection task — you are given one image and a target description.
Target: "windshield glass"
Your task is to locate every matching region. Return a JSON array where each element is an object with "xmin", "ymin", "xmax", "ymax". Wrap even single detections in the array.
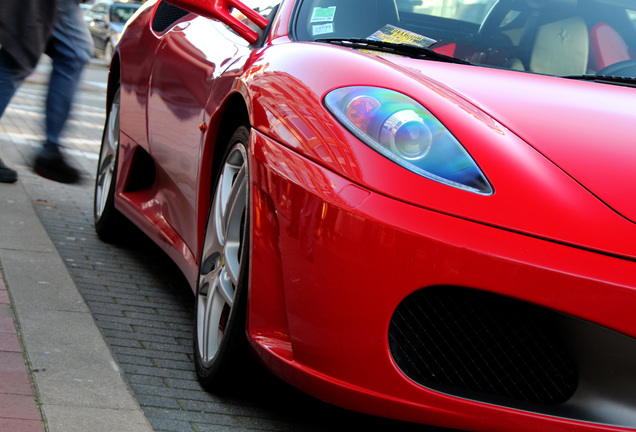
[{"xmin": 294, "ymin": 0, "xmax": 636, "ymax": 78}]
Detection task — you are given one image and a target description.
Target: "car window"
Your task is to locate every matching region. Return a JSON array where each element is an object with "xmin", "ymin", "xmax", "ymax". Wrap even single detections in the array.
[
  {"xmin": 397, "ymin": 0, "xmax": 497, "ymax": 23},
  {"xmin": 221, "ymin": 0, "xmax": 281, "ymax": 41},
  {"xmin": 241, "ymin": 0, "xmax": 281, "ymax": 17},
  {"xmin": 110, "ymin": 4, "xmax": 141, "ymax": 23},
  {"xmin": 230, "ymin": 0, "xmax": 281, "ymax": 25},
  {"xmin": 628, "ymin": 9, "xmax": 636, "ymax": 28},
  {"xmin": 295, "ymin": 0, "xmax": 636, "ymax": 79},
  {"xmin": 89, "ymin": 3, "xmax": 108, "ymax": 15}
]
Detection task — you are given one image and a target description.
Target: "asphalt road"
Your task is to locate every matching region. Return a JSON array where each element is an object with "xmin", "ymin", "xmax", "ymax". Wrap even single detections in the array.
[{"xmin": 2, "ymin": 57, "xmax": 455, "ymax": 432}]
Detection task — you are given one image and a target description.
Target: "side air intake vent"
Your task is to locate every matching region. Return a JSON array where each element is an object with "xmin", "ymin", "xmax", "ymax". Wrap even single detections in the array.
[
  {"xmin": 389, "ymin": 286, "xmax": 578, "ymax": 406},
  {"xmin": 152, "ymin": 1, "xmax": 191, "ymax": 33}
]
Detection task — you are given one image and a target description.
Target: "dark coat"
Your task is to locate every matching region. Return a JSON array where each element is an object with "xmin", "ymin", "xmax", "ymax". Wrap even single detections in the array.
[{"xmin": 0, "ymin": 0, "xmax": 58, "ymax": 72}]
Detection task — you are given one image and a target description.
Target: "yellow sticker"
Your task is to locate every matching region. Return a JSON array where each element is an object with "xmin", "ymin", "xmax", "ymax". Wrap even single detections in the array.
[{"xmin": 368, "ymin": 24, "xmax": 436, "ymax": 48}]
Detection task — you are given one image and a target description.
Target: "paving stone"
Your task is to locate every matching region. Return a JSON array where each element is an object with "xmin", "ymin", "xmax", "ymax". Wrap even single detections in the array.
[
  {"xmin": 0, "ymin": 394, "xmax": 39, "ymax": 419},
  {"xmin": 0, "ymin": 417, "xmax": 44, "ymax": 432},
  {"xmin": 0, "ymin": 304, "xmax": 14, "ymax": 318},
  {"xmin": 0, "ymin": 352, "xmax": 34, "ymax": 396},
  {"xmin": 0, "ymin": 316, "xmax": 18, "ymax": 335},
  {"xmin": 0, "ymin": 333, "xmax": 23, "ymax": 353}
]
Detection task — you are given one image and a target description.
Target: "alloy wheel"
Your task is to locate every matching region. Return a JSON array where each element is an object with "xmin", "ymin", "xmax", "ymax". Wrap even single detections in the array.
[
  {"xmin": 196, "ymin": 142, "xmax": 248, "ymax": 367},
  {"xmin": 95, "ymin": 91, "xmax": 120, "ymax": 221}
]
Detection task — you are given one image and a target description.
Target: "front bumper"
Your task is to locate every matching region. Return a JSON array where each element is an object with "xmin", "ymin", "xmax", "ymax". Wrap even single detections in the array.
[{"xmin": 246, "ymin": 129, "xmax": 636, "ymax": 432}]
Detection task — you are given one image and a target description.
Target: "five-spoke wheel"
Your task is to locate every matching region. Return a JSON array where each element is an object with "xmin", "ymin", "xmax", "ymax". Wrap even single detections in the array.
[
  {"xmin": 194, "ymin": 126, "xmax": 251, "ymax": 390},
  {"xmin": 94, "ymin": 88, "xmax": 125, "ymax": 240}
]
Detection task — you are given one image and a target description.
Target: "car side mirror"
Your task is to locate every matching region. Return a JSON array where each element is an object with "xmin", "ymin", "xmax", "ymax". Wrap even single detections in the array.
[{"xmin": 167, "ymin": 0, "xmax": 269, "ymax": 44}]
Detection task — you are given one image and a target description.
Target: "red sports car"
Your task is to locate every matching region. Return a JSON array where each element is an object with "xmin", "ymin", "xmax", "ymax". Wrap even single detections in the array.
[{"xmin": 93, "ymin": 0, "xmax": 636, "ymax": 430}]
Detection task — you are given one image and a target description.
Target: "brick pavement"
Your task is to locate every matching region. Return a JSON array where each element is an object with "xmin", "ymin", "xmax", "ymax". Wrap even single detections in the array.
[
  {"xmin": 0, "ymin": 61, "xmax": 446, "ymax": 432},
  {"xmin": 0, "ymin": 270, "xmax": 43, "ymax": 432}
]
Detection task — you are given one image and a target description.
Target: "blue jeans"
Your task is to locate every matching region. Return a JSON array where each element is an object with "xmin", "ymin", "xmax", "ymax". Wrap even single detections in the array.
[
  {"xmin": 0, "ymin": 0, "xmax": 92, "ymax": 150},
  {"xmin": 44, "ymin": 0, "xmax": 93, "ymax": 149},
  {"xmin": 0, "ymin": 51, "xmax": 31, "ymax": 118}
]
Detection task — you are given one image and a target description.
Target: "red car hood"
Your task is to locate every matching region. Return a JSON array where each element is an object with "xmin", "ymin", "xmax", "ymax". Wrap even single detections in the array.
[{"xmin": 390, "ymin": 59, "xmax": 636, "ymax": 224}]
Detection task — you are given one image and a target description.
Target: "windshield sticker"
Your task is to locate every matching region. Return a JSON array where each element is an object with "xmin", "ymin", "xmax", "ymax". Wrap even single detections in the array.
[
  {"xmin": 312, "ymin": 23, "xmax": 335, "ymax": 36},
  {"xmin": 311, "ymin": 6, "xmax": 336, "ymax": 23},
  {"xmin": 357, "ymin": 49, "xmax": 404, "ymax": 58},
  {"xmin": 368, "ymin": 25, "xmax": 436, "ymax": 48}
]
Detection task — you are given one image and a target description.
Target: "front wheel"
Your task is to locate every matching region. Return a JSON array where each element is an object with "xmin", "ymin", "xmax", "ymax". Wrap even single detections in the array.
[
  {"xmin": 94, "ymin": 88, "xmax": 126, "ymax": 241},
  {"xmin": 194, "ymin": 126, "xmax": 252, "ymax": 391}
]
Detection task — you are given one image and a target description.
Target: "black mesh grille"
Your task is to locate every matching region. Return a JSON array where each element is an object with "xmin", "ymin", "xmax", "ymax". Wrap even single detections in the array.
[
  {"xmin": 389, "ymin": 287, "xmax": 578, "ymax": 406},
  {"xmin": 152, "ymin": 1, "xmax": 191, "ymax": 33}
]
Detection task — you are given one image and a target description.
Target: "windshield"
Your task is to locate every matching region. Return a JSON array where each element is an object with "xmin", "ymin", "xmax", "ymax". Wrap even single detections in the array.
[{"xmin": 294, "ymin": 0, "xmax": 636, "ymax": 78}]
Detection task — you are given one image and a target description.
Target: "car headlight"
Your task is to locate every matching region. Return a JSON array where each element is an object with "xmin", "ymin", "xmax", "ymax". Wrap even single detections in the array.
[{"xmin": 324, "ymin": 86, "xmax": 492, "ymax": 195}]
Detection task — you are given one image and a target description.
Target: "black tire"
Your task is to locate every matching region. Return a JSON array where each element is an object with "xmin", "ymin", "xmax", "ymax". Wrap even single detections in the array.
[
  {"xmin": 193, "ymin": 126, "xmax": 252, "ymax": 392},
  {"xmin": 94, "ymin": 88, "xmax": 127, "ymax": 241}
]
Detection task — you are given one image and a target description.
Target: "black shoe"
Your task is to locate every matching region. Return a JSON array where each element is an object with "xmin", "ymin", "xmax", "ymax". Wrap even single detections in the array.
[
  {"xmin": 0, "ymin": 158, "xmax": 17, "ymax": 183},
  {"xmin": 33, "ymin": 145, "xmax": 81, "ymax": 184}
]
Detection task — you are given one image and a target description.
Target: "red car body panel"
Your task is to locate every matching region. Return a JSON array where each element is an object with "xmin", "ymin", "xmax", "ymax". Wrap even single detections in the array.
[
  {"xmin": 248, "ymin": 128, "xmax": 636, "ymax": 431},
  {"xmin": 242, "ymin": 43, "xmax": 636, "ymax": 260},
  {"xmin": 108, "ymin": 0, "xmax": 636, "ymax": 430},
  {"xmin": 415, "ymin": 61, "xmax": 636, "ymax": 224}
]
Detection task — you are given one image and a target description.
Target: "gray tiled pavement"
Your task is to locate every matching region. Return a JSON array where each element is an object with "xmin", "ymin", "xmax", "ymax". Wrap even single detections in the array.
[{"xmin": 0, "ymin": 59, "xmax": 447, "ymax": 431}]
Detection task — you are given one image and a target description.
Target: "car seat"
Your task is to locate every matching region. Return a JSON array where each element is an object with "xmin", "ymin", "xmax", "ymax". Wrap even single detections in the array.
[
  {"xmin": 589, "ymin": 22, "xmax": 634, "ymax": 71},
  {"xmin": 479, "ymin": 0, "xmax": 589, "ymax": 75},
  {"xmin": 514, "ymin": 1, "xmax": 589, "ymax": 75},
  {"xmin": 528, "ymin": 15, "xmax": 589, "ymax": 75}
]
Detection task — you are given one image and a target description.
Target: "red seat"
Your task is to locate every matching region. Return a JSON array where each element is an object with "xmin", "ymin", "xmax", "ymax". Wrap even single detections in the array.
[{"xmin": 590, "ymin": 22, "xmax": 634, "ymax": 71}]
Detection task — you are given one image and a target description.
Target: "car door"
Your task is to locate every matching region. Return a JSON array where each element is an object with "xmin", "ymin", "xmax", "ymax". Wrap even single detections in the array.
[{"xmin": 146, "ymin": 12, "xmax": 253, "ymax": 253}]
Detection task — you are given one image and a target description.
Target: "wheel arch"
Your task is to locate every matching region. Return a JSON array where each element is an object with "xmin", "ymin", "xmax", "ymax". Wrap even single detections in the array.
[
  {"xmin": 105, "ymin": 52, "xmax": 121, "ymax": 112},
  {"xmin": 195, "ymin": 92, "xmax": 251, "ymax": 280}
]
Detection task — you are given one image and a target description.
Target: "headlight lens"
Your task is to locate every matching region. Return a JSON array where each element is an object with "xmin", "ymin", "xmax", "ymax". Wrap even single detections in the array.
[{"xmin": 324, "ymin": 87, "xmax": 492, "ymax": 195}]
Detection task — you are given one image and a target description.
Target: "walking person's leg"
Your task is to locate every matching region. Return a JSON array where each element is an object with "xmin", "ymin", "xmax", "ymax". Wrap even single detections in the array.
[
  {"xmin": 0, "ymin": 49, "xmax": 32, "ymax": 183},
  {"xmin": 33, "ymin": 0, "xmax": 93, "ymax": 184}
]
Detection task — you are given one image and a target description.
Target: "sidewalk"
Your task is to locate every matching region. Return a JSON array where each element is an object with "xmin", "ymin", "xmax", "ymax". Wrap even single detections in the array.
[{"xmin": 0, "ymin": 67, "xmax": 153, "ymax": 431}]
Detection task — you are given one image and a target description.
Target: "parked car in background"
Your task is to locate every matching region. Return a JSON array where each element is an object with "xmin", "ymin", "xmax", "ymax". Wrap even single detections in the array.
[
  {"xmin": 94, "ymin": 0, "xmax": 636, "ymax": 431},
  {"xmin": 85, "ymin": 0, "xmax": 141, "ymax": 65},
  {"xmin": 80, "ymin": 2, "xmax": 94, "ymax": 13}
]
